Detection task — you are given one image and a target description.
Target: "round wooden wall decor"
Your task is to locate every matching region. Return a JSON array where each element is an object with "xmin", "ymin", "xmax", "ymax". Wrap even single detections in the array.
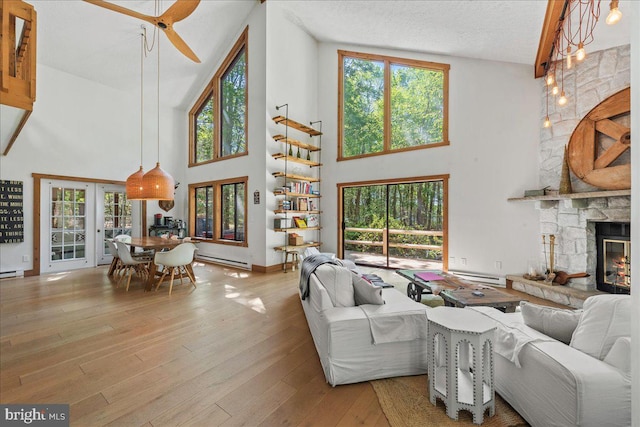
[{"xmin": 567, "ymin": 87, "xmax": 631, "ymax": 190}]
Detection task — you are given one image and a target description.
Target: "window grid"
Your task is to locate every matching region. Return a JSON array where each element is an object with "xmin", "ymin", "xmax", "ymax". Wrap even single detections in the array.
[
  {"xmin": 338, "ymin": 50, "xmax": 450, "ymax": 160},
  {"xmin": 189, "ymin": 27, "xmax": 248, "ymax": 166},
  {"xmin": 189, "ymin": 177, "xmax": 248, "ymax": 247}
]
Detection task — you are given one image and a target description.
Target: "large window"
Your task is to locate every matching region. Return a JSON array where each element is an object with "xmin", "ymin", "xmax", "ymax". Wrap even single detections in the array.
[
  {"xmin": 339, "ymin": 50, "xmax": 449, "ymax": 160},
  {"xmin": 190, "ymin": 27, "xmax": 248, "ymax": 165},
  {"xmin": 189, "ymin": 177, "xmax": 247, "ymax": 246}
]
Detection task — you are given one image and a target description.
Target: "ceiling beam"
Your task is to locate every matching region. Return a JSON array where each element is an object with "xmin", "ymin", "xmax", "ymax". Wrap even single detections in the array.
[{"xmin": 534, "ymin": 0, "xmax": 567, "ymax": 78}]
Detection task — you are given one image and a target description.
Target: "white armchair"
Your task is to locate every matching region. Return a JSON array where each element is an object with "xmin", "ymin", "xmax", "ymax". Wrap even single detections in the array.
[{"xmin": 153, "ymin": 243, "xmax": 198, "ymax": 294}]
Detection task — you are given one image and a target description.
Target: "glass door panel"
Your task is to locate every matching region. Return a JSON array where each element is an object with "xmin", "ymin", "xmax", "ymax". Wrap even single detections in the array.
[
  {"xmin": 342, "ymin": 185, "xmax": 387, "ymax": 267},
  {"xmin": 97, "ymin": 186, "xmax": 132, "ymax": 265},
  {"xmin": 342, "ymin": 180, "xmax": 445, "ymax": 270},
  {"xmin": 42, "ymin": 180, "xmax": 95, "ymax": 273},
  {"xmin": 387, "ymin": 181, "xmax": 444, "ymax": 270}
]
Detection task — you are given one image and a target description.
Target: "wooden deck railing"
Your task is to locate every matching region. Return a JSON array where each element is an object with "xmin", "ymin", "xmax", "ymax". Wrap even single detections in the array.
[{"xmin": 344, "ymin": 227, "xmax": 443, "ymax": 255}]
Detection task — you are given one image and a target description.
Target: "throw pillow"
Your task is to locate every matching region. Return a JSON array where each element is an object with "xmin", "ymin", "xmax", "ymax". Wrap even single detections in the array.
[
  {"xmin": 520, "ymin": 302, "xmax": 582, "ymax": 344},
  {"xmin": 352, "ymin": 274, "xmax": 384, "ymax": 306},
  {"xmin": 313, "ymin": 264, "xmax": 355, "ymax": 307},
  {"xmin": 570, "ymin": 294, "xmax": 631, "ymax": 360}
]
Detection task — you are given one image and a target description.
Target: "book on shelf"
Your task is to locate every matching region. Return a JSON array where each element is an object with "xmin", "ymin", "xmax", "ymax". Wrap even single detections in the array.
[{"xmin": 293, "ymin": 217, "xmax": 307, "ymax": 228}]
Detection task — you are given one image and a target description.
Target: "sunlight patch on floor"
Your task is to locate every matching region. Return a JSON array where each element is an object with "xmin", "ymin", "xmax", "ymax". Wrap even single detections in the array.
[
  {"xmin": 224, "ymin": 284, "xmax": 266, "ymax": 314},
  {"xmin": 46, "ymin": 272, "xmax": 71, "ymax": 281}
]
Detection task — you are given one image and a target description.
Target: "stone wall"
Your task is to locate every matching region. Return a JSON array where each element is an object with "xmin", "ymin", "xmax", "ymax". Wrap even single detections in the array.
[{"xmin": 537, "ymin": 45, "xmax": 631, "ymax": 292}]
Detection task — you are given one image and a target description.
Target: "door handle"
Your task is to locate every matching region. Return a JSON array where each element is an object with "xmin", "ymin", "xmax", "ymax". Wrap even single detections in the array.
[{"xmin": 97, "ymin": 229, "xmax": 101, "ymax": 233}]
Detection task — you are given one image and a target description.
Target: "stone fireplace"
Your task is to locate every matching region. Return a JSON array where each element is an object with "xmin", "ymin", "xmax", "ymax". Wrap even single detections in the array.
[
  {"xmin": 535, "ymin": 44, "xmax": 631, "ymax": 294},
  {"xmin": 538, "ymin": 195, "xmax": 630, "ymax": 292}
]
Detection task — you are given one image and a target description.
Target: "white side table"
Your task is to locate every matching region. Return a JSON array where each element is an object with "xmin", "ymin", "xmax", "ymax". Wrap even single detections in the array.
[{"xmin": 427, "ymin": 306, "xmax": 496, "ymax": 425}]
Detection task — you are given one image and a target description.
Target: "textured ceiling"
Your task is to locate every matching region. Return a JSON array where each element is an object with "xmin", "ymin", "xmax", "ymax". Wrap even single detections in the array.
[{"xmin": 30, "ymin": 0, "xmax": 631, "ymax": 109}]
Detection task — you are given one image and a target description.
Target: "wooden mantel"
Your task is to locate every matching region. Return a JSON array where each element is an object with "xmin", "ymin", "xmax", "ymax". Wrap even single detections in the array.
[
  {"xmin": 534, "ymin": 0, "xmax": 567, "ymax": 78},
  {"xmin": 0, "ymin": 0, "xmax": 37, "ymax": 156}
]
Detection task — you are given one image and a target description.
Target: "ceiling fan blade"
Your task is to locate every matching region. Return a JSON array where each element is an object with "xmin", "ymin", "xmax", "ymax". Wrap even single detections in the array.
[
  {"xmin": 161, "ymin": 0, "xmax": 201, "ymax": 23},
  {"xmin": 83, "ymin": 0, "xmax": 156, "ymax": 25},
  {"xmin": 163, "ymin": 27, "xmax": 201, "ymax": 63}
]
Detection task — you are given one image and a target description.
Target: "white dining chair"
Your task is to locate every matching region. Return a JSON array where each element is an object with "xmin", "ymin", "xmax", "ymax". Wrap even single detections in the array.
[
  {"xmin": 105, "ymin": 239, "xmax": 123, "ymax": 277},
  {"xmin": 115, "ymin": 241, "xmax": 150, "ymax": 291},
  {"xmin": 153, "ymin": 243, "xmax": 198, "ymax": 295}
]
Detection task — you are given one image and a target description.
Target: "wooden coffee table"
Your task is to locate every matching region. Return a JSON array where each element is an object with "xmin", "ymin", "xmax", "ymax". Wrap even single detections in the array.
[
  {"xmin": 396, "ymin": 269, "xmax": 525, "ymax": 312},
  {"xmin": 439, "ymin": 287, "xmax": 523, "ymax": 313}
]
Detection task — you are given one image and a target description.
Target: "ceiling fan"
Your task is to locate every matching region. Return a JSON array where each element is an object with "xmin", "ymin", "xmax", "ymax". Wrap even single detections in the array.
[{"xmin": 83, "ymin": 0, "xmax": 201, "ymax": 63}]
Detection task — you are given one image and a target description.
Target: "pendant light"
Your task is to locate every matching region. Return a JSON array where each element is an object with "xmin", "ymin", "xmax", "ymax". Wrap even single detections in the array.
[
  {"xmin": 606, "ymin": 0, "xmax": 622, "ymax": 25},
  {"xmin": 142, "ymin": 27, "xmax": 175, "ymax": 201},
  {"xmin": 126, "ymin": 32, "xmax": 147, "ymax": 200}
]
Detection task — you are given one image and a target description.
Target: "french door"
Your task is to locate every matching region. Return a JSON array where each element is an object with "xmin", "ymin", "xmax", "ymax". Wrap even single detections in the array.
[
  {"xmin": 340, "ymin": 176, "xmax": 447, "ymax": 270},
  {"xmin": 96, "ymin": 185, "xmax": 134, "ymax": 265},
  {"xmin": 41, "ymin": 180, "xmax": 95, "ymax": 273},
  {"xmin": 41, "ymin": 181, "xmax": 133, "ymax": 273}
]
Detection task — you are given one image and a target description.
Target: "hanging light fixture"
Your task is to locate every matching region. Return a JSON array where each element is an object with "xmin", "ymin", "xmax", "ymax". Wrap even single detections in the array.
[
  {"xmin": 142, "ymin": 24, "xmax": 175, "ymax": 201},
  {"xmin": 606, "ymin": 0, "xmax": 622, "ymax": 24},
  {"xmin": 543, "ymin": 84, "xmax": 551, "ymax": 128},
  {"xmin": 126, "ymin": 31, "xmax": 147, "ymax": 200}
]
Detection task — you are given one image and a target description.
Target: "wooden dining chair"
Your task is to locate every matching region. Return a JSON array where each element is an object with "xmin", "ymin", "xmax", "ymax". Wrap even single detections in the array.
[
  {"xmin": 115, "ymin": 241, "xmax": 150, "ymax": 291},
  {"xmin": 153, "ymin": 243, "xmax": 198, "ymax": 295}
]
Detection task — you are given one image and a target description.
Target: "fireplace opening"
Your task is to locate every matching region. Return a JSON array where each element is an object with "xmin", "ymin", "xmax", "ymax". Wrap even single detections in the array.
[{"xmin": 595, "ymin": 222, "xmax": 631, "ymax": 294}]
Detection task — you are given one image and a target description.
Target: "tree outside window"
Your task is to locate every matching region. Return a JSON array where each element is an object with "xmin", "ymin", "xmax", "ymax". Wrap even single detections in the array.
[
  {"xmin": 189, "ymin": 28, "xmax": 248, "ymax": 165},
  {"xmin": 339, "ymin": 51, "xmax": 449, "ymax": 160},
  {"xmin": 189, "ymin": 177, "xmax": 247, "ymax": 246},
  {"xmin": 220, "ymin": 182, "xmax": 245, "ymax": 242}
]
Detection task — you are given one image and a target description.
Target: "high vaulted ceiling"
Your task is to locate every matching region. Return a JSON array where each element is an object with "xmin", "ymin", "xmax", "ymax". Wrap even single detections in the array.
[{"xmin": 33, "ymin": 0, "xmax": 631, "ymax": 110}]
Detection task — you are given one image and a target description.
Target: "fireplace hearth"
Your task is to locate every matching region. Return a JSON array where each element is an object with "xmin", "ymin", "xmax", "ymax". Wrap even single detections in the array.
[{"xmin": 595, "ymin": 222, "xmax": 631, "ymax": 294}]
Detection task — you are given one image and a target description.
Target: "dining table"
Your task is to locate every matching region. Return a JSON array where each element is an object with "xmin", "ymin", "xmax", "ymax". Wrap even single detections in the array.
[{"xmin": 128, "ymin": 236, "xmax": 190, "ymax": 291}]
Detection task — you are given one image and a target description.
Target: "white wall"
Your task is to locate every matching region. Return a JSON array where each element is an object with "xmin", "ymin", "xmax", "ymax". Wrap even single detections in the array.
[
  {"xmin": 264, "ymin": 3, "xmax": 319, "ymax": 267},
  {"xmin": 316, "ymin": 43, "xmax": 541, "ymax": 276},
  {"xmin": 0, "ymin": 64, "xmax": 183, "ymax": 274},
  {"xmin": 181, "ymin": 3, "xmax": 268, "ymax": 268}
]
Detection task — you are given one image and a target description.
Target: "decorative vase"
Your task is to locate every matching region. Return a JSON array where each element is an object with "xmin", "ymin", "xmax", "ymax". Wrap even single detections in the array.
[{"xmin": 559, "ymin": 145, "xmax": 573, "ymax": 194}]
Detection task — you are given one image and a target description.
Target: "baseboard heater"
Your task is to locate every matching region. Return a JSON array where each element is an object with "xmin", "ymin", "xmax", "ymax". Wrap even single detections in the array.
[
  {"xmin": 0, "ymin": 269, "xmax": 25, "ymax": 279},
  {"xmin": 196, "ymin": 254, "xmax": 250, "ymax": 270},
  {"xmin": 449, "ymin": 270, "xmax": 506, "ymax": 287}
]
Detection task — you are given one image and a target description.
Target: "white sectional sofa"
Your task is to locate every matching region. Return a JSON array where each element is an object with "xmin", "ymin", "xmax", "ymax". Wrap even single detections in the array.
[
  {"xmin": 300, "ymin": 262, "xmax": 430, "ymax": 386},
  {"xmin": 471, "ymin": 295, "xmax": 631, "ymax": 427}
]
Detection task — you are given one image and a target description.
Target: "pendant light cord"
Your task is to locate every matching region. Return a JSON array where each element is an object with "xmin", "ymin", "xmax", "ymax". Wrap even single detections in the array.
[
  {"xmin": 140, "ymin": 31, "xmax": 144, "ymax": 167},
  {"xmin": 157, "ymin": 27, "xmax": 161, "ymax": 165}
]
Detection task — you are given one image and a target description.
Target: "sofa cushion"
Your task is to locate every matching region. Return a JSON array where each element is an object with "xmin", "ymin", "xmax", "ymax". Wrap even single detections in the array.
[
  {"xmin": 570, "ymin": 295, "xmax": 631, "ymax": 360},
  {"xmin": 313, "ymin": 264, "xmax": 355, "ymax": 307},
  {"xmin": 352, "ymin": 274, "xmax": 384, "ymax": 305},
  {"xmin": 520, "ymin": 302, "xmax": 582, "ymax": 344}
]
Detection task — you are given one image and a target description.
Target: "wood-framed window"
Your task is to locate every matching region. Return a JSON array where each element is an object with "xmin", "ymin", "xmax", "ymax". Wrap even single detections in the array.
[
  {"xmin": 188, "ymin": 176, "xmax": 248, "ymax": 246},
  {"xmin": 338, "ymin": 50, "xmax": 450, "ymax": 160},
  {"xmin": 189, "ymin": 27, "xmax": 248, "ymax": 166}
]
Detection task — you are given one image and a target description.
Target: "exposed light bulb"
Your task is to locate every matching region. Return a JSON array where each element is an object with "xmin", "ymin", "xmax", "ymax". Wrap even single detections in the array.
[
  {"xmin": 606, "ymin": 0, "xmax": 622, "ymax": 25},
  {"xmin": 546, "ymin": 74, "xmax": 555, "ymax": 86},
  {"xmin": 566, "ymin": 46, "xmax": 572, "ymax": 69},
  {"xmin": 576, "ymin": 43, "xmax": 586, "ymax": 61},
  {"xmin": 543, "ymin": 117, "xmax": 552, "ymax": 128},
  {"xmin": 558, "ymin": 91, "xmax": 568, "ymax": 106},
  {"xmin": 552, "ymin": 85, "xmax": 559, "ymax": 96}
]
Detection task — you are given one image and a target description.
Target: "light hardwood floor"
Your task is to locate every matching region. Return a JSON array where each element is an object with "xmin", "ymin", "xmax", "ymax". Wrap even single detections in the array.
[{"xmin": 0, "ymin": 263, "xmax": 562, "ymax": 426}]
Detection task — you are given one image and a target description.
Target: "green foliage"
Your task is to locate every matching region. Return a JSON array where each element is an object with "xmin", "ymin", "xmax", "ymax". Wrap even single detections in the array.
[
  {"xmin": 195, "ymin": 97, "xmax": 214, "ymax": 163},
  {"xmin": 343, "ymin": 181, "xmax": 444, "ymax": 260},
  {"xmin": 390, "ymin": 65, "xmax": 444, "ymax": 148},
  {"xmin": 221, "ymin": 50, "xmax": 247, "ymax": 157},
  {"xmin": 342, "ymin": 56, "xmax": 445, "ymax": 157}
]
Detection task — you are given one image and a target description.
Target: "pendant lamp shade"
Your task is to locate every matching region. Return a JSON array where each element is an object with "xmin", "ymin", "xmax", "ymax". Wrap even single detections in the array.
[
  {"xmin": 126, "ymin": 166, "xmax": 145, "ymax": 200},
  {"xmin": 143, "ymin": 162, "xmax": 174, "ymax": 200}
]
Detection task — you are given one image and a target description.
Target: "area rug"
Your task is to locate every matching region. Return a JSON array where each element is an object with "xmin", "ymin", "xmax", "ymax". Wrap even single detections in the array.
[{"xmin": 371, "ymin": 375, "xmax": 529, "ymax": 427}]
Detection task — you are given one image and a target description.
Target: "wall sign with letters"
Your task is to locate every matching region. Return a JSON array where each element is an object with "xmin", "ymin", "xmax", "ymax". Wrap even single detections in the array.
[{"xmin": 0, "ymin": 180, "xmax": 24, "ymax": 243}]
